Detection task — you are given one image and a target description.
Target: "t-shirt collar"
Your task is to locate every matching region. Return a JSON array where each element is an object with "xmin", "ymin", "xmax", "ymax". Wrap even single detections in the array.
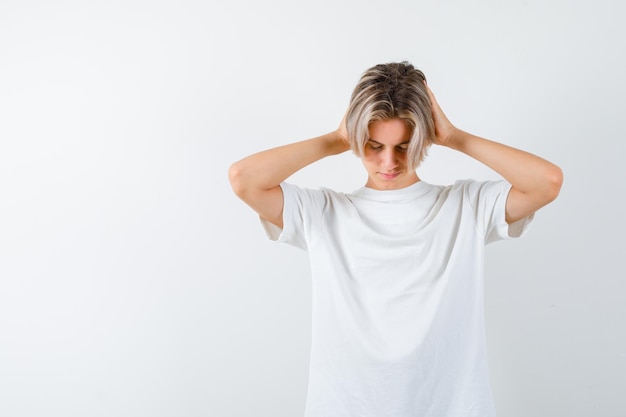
[{"xmin": 352, "ymin": 180, "xmax": 431, "ymax": 201}]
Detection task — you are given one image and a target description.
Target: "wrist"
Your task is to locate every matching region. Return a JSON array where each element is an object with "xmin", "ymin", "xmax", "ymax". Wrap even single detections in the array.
[
  {"xmin": 325, "ymin": 130, "xmax": 351, "ymax": 155},
  {"xmin": 441, "ymin": 128, "xmax": 468, "ymax": 150}
]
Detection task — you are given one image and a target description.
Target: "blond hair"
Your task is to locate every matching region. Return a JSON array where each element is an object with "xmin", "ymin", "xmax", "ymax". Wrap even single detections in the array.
[{"xmin": 346, "ymin": 61, "xmax": 435, "ymax": 171}]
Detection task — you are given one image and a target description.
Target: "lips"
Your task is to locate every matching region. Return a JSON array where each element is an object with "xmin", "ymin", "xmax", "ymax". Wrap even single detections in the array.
[{"xmin": 380, "ymin": 172, "xmax": 400, "ymax": 179}]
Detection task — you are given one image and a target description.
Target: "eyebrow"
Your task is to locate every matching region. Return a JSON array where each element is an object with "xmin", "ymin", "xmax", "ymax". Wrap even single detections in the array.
[{"xmin": 368, "ymin": 139, "xmax": 411, "ymax": 145}]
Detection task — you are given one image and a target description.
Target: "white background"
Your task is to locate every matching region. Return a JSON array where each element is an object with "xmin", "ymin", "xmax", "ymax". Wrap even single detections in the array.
[{"xmin": 1, "ymin": 0, "xmax": 625, "ymax": 416}]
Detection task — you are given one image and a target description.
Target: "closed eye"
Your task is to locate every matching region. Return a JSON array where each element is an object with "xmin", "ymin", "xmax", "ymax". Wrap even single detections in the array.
[{"xmin": 367, "ymin": 142, "xmax": 383, "ymax": 151}]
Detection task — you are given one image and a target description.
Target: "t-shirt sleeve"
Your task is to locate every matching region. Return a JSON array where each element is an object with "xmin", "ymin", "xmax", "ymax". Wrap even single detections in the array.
[
  {"xmin": 461, "ymin": 179, "xmax": 534, "ymax": 244},
  {"xmin": 259, "ymin": 182, "xmax": 327, "ymax": 251}
]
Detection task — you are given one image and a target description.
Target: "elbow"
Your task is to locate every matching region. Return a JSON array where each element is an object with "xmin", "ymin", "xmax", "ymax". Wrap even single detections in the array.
[
  {"xmin": 228, "ymin": 161, "xmax": 247, "ymax": 198},
  {"xmin": 543, "ymin": 165, "xmax": 564, "ymax": 203},
  {"xmin": 229, "ymin": 159, "xmax": 274, "ymax": 200}
]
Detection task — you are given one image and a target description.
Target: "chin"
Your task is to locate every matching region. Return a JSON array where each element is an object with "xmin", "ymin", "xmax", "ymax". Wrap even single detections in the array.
[{"xmin": 368, "ymin": 179, "xmax": 401, "ymax": 191}]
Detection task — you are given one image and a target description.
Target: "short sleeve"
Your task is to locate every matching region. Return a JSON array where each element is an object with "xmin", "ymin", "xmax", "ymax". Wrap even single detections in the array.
[
  {"xmin": 259, "ymin": 182, "xmax": 327, "ymax": 251},
  {"xmin": 461, "ymin": 179, "xmax": 534, "ymax": 244}
]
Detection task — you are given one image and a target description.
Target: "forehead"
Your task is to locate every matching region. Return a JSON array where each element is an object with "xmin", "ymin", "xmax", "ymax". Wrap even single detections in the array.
[{"xmin": 368, "ymin": 118, "xmax": 411, "ymax": 145}]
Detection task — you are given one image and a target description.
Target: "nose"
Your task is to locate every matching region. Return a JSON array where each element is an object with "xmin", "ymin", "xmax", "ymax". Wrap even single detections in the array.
[{"xmin": 381, "ymin": 148, "xmax": 399, "ymax": 170}]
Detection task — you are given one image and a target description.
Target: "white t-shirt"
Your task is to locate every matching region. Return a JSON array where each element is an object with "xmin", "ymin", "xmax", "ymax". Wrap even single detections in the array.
[{"xmin": 260, "ymin": 179, "xmax": 533, "ymax": 417}]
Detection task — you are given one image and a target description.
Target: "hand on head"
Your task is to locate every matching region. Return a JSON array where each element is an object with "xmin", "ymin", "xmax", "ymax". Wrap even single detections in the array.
[
  {"xmin": 424, "ymin": 83, "xmax": 459, "ymax": 147},
  {"xmin": 336, "ymin": 110, "xmax": 351, "ymax": 152}
]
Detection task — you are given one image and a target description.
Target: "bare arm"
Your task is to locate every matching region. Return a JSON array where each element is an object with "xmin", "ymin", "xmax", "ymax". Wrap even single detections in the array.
[
  {"xmin": 425, "ymin": 85, "xmax": 563, "ymax": 224},
  {"xmin": 228, "ymin": 126, "xmax": 350, "ymax": 228}
]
